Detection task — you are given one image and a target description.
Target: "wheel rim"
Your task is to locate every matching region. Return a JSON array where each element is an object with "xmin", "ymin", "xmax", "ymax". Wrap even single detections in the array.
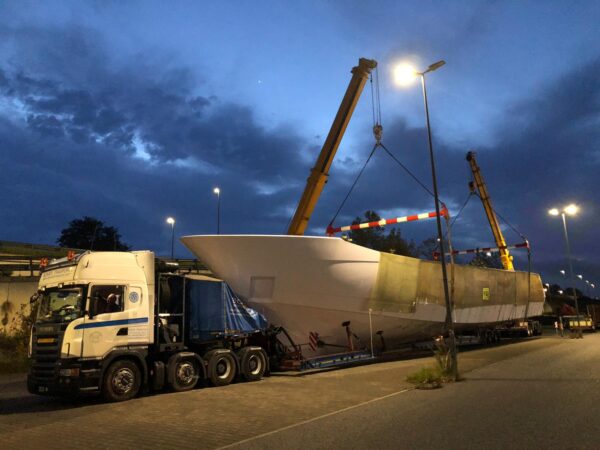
[
  {"xmin": 248, "ymin": 354, "xmax": 262, "ymax": 375},
  {"xmin": 112, "ymin": 367, "xmax": 135, "ymax": 395},
  {"xmin": 216, "ymin": 357, "xmax": 232, "ymax": 379},
  {"xmin": 176, "ymin": 361, "xmax": 196, "ymax": 386}
]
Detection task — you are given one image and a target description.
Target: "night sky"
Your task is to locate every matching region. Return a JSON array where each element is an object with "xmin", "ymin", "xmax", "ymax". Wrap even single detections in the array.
[{"xmin": 1, "ymin": 1, "xmax": 599, "ymax": 288}]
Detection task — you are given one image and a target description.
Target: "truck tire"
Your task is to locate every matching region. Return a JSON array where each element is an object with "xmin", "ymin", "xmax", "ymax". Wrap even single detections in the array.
[
  {"xmin": 168, "ymin": 356, "xmax": 201, "ymax": 392},
  {"xmin": 102, "ymin": 359, "xmax": 141, "ymax": 402},
  {"xmin": 238, "ymin": 347, "xmax": 267, "ymax": 381},
  {"xmin": 206, "ymin": 350, "xmax": 237, "ymax": 387}
]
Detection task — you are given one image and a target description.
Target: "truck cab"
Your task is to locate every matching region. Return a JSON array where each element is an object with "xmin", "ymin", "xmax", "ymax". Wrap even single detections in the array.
[{"xmin": 28, "ymin": 251, "xmax": 154, "ymax": 398}]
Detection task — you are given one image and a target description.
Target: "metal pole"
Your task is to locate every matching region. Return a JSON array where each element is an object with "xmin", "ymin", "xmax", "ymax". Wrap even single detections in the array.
[
  {"xmin": 420, "ymin": 73, "xmax": 458, "ymax": 378},
  {"xmin": 218, "ymin": 194, "xmax": 221, "ymax": 234},
  {"xmin": 170, "ymin": 223, "xmax": 175, "ymax": 260},
  {"xmin": 562, "ymin": 213, "xmax": 582, "ymax": 338}
]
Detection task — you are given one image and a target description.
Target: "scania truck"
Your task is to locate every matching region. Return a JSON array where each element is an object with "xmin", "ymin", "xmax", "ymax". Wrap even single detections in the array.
[{"xmin": 27, "ymin": 251, "xmax": 272, "ymax": 402}]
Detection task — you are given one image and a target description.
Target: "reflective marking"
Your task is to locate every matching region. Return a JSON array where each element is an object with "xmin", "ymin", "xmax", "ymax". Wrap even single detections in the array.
[{"xmin": 74, "ymin": 317, "xmax": 148, "ymax": 330}]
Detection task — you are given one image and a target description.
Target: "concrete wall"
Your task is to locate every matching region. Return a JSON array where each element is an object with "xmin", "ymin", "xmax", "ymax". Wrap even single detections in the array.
[{"xmin": 0, "ymin": 278, "xmax": 38, "ymax": 335}]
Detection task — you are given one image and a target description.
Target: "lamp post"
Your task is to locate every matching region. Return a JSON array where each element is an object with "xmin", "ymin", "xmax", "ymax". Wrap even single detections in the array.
[
  {"xmin": 166, "ymin": 217, "xmax": 175, "ymax": 259},
  {"xmin": 585, "ymin": 280, "xmax": 591, "ymax": 297},
  {"xmin": 549, "ymin": 204, "xmax": 581, "ymax": 338},
  {"xmin": 213, "ymin": 187, "xmax": 221, "ymax": 234},
  {"xmin": 394, "ymin": 59, "xmax": 457, "ymax": 379}
]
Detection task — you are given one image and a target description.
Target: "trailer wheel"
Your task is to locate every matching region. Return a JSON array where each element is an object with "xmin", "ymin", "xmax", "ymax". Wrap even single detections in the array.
[
  {"xmin": 169, "ymin": 357, "xmax": 201, "ymax": 392},
  {"xmin": 102, "ymin": 359, "xmax": 141, "ymax": 402},
  {"xmin": 238, "ymin": 348, "xmax": 267, "ymax": 381},
  {"xmin": 206, "ymin": 350, "xmax": 236, "ymax": 386}
]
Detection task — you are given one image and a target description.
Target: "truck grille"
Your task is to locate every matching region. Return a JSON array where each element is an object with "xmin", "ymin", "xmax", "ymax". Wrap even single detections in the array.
[{"xmin": 30, "ymin": 325, "xmax": 65, "ymax": 379}]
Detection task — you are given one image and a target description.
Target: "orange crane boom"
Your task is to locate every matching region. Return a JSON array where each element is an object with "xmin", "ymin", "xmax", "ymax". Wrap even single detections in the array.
[
  {"xmin": 466, "ymin": 151, "xmax": 514, "ymax": 271},
  {"xmin": 287, "ymin": 58, "xmax": 377, "ymax": 236}
]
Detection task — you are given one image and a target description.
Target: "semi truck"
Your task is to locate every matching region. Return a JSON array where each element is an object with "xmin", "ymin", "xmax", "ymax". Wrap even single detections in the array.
[{"xmin": 27, "ymin": 250, "xmax": 274, "ymax": 402}]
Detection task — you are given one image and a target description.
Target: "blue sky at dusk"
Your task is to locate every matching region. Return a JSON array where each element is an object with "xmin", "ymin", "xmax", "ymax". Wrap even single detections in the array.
[{"xmin": 0, "ymin": 1, "xmax": 599, "ymax": 287}]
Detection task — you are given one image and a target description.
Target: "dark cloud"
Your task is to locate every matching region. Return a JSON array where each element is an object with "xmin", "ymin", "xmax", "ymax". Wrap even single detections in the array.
[{"xmin": 0, "ymin": 22, "xmax": 310, "ymax": 255}]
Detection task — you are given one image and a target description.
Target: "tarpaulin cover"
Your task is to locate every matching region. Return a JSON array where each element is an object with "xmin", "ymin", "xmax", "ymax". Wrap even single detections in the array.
[{"xmin": 186, "ymin": 278, "xmax": 267, "ymax": 342}]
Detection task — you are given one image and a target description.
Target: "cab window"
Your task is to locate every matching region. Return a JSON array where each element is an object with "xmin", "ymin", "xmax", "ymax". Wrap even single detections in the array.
[{"xmin": 90, "ymin": 285, "xmax": 125, "ymax": 316}]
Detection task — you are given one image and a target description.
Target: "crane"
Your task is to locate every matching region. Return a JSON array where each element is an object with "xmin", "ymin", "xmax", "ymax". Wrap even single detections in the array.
[
  {"xmin": 466, "ymin": 151, "xmax": 514, "ymax": 271},
  {"xmin": 287, "ymin": 58, "xmax": 377, "ymax": 236}
]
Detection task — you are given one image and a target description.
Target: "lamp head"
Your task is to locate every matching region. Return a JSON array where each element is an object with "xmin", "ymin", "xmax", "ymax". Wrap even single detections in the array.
[
  {"xmin": 166, "ymin": 217, "xmax": 175, "ymax": 225},
  {"xmin": 393, "ymin": 63, "xmax": 418, "ymax": 86},
  {"xmin": 213, "ymin": 187, "xmax": 220, "ymax": 195},
  {"xmin": 548, "ymin": 208, "xmax": 560, "ymax": 216},
  {"xmin": 426, "ymin": 60, "xmax": 446, "ymax": 73},
  {"xmin": 564, "ymin": 204, "xmax": 578, "ymax": 215}
]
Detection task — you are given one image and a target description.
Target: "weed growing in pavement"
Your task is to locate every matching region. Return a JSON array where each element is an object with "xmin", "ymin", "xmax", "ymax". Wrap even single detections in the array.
[{"xmin": 406, "ymin": 367, "xmax": 442, "ymax": 387}]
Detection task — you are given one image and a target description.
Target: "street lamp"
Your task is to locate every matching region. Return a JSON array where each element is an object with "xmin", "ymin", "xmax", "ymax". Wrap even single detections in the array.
[
  {"xmin": 213, "ymin": 187, "xmax": 221, "ymax": 234},
  {"xmin": 166, "ymin": 217, "xmax": 175, "ymax": 259},
  {"xmin": 394, "ymin": 59, "xmax": 457, "ymax": 378},
  {"xmin": 548, "ymin": 204, "xmax": 581, "ymax": 338},
  {"xmin": 559, "ymin": 269, "xmax": 566, "ymax": 276}
]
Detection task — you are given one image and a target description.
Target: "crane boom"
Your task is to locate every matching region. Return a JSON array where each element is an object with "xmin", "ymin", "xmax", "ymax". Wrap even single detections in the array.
[
  {"xmin": 466, "ymin": 151, "xmax": 514, "ymax": 271},
  {"xmin": 287, "ymin": 58, "xmax": 377, "ymax": 236}
]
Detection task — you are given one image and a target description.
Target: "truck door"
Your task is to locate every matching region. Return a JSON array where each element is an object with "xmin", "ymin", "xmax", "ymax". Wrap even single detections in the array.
[{"xmin": 81, "ymin": 284, "xmax": 133, "ymax": 358}]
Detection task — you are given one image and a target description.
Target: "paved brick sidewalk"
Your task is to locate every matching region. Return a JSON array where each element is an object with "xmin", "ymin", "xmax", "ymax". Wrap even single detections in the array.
[{"xmin": 0, "ymin": 337, "xmax": 560, "ymax": 449}]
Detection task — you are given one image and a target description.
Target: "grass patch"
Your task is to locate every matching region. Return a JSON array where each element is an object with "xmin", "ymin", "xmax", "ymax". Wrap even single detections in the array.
[{"xmin": 406, "ymin": 366, "xmax": 443, "ymax": 385}]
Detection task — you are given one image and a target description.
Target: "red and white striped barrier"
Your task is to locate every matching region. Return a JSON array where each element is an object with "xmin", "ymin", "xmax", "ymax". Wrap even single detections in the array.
[
  {"xmin": 309, "ymin": 331, "xmax": 319, "ymax": 351},
  {"xmin": 327, "ymin": 206, "xmax": 448, "ymax": 236},
  {"xmin": 433, "ymin": 241, "xmax": 529, "ymax": 260}
]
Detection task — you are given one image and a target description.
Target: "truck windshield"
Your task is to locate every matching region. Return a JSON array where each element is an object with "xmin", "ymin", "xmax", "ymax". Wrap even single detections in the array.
[{"xmin": 36, "ymin": 287, "xmax": 86, "ymax": 324}]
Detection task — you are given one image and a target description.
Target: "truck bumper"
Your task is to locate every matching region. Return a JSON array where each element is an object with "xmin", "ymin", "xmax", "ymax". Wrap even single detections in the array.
[{"xmin": 27, "ymin": 359, "xmax": 102, "ymax": 397}]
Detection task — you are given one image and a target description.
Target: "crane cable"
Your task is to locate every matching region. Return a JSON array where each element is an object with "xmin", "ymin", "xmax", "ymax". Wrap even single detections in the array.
[
  {"xmin": 471, "ymin": 192, "xmax": 528, "ymax": 242},
  {"xmin": 329, "ymin": 70, "xmax": 441, "ymax": 227}
]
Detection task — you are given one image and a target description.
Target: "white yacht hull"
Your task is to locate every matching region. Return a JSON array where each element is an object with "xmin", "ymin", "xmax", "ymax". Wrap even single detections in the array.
[{"xmin": 181, "ymin": 235, "xmax": 544, "ymax": 354}]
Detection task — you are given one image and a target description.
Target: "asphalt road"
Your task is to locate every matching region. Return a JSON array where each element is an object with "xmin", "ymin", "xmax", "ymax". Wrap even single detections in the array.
[{"xmin": 1, "ymin": 331, "xmax": 598, "ymax": 449}]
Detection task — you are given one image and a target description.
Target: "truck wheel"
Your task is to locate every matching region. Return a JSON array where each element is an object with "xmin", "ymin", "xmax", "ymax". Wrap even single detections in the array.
[
  {"xmin": 206, "ymin": 351, "xmax": 236, "ymax": 386},
  {"xmin": 102, "ymin": 359, "xmax": 141, "ymax": 402},
  {"xmin": 238, "ymin": 348, "xmax": 267, "ymax": 381},
  {"xmin": 169, "ymin": 357, "xmax": 200, "ymax": 392}
]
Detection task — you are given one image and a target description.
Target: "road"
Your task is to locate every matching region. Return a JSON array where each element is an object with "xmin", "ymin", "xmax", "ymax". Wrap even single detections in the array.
[{"xmin": 1, "ymin": 331, "xmax": 599, "ymax": 449}]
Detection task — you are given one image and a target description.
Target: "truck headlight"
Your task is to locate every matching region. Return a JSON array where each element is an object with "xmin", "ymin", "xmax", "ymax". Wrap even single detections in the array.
[{"xmin": 59, "ymin": 368, "xmax": 80, "ymax": 377}]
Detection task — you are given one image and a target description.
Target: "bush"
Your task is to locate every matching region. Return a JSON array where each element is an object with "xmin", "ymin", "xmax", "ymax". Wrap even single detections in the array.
[
  {"xmin": 0, "ymin": 333, "xmax": 29, "ymax": 373},
  {"xmin": 0, "ymin": 303, "xmax": 35, "ymax": 374}
]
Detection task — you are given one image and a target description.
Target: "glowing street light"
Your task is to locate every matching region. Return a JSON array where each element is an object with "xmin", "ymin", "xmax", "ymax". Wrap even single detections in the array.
[
  {"xmin": 166, "ymin": 217, "xmax": 175, "ymax": 259},
  {"xmin": 213, "ymin": 187, "xmax": 221, "ymax": 234},
  {"xmin": 548, "ymin": 204, "xmax": 581, "ymax": 338},
  {"xmin": 559, "ymin": 270, "xmax": 566, "ymax": 276},
  {"xmin": 394, "ymin": 58, "xmax": 457, "ymax": 378}
]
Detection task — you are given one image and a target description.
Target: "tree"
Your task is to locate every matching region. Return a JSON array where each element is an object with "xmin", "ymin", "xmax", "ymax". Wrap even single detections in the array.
[
  {"xmin": 417, "ymin": 237, "xmax": 440, "ymax": 260},
  {"xmin": 468, "ymin": 252, "xmax": 503, "ymax": 269},
  {"xmin": 347, "ymin": 211, "xmax": 415, "ymax": 256},
  {"xmin": 57, "ymin": 216, "xmax": 130, "ymax": 251}
]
